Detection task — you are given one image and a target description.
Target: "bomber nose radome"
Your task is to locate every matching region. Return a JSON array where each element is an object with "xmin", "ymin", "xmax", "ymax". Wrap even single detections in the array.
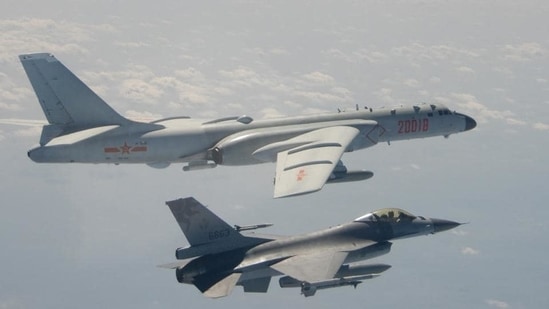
[
  {"xmin": 464, "ymin": 115, "xmax": 477, "ymax": 131},
  {"xmin": 431, "ymin": 218, "xmax": 461, "ymax": 233}
]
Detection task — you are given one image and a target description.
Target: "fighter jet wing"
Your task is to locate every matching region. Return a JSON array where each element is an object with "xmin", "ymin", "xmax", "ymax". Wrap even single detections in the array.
[
  {"xmin": 194, "ymin": 272, "xmax": 242, "ymax": 298},
  {"xmin": 272, "ymin": 126, "xmax": 361, "ymax": 198},
  {"xmin": 270, "ymin": 251, "xmax": 349, "ymax": 283}
]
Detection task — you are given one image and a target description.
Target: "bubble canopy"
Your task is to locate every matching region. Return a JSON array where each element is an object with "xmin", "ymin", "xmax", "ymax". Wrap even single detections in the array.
[{"xmin": 354, "ymin": 208, "xmax": 417, "ymax": 223}]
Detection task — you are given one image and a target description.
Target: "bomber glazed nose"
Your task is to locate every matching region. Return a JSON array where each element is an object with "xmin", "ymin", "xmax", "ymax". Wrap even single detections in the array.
[
  {"xmin": 431, "ymin": 218, "xmax": 461, "ymax": 233},
  {"xmin": 464, "ymin": 115, "xmax": 477, "ymax": 131}
]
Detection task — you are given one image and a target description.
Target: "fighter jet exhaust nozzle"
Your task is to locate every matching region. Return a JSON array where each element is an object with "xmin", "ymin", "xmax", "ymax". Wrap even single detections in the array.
[{"xmin": 175, "ymin": 267, "xmax": 191, "ymax": 284}]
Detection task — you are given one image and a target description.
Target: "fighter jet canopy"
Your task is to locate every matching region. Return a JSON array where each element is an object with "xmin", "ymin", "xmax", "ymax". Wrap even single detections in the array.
[{"xmin": 354, "ymin": 208, "xmax": 416, "ymax": 223}]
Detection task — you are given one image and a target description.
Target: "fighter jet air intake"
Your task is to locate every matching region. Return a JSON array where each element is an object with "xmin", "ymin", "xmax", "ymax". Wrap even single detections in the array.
[
  {"xmin": 159, "ymin": 197, "xmax": 461, "ymax": 298},
  {"xmin": 20, "ymin": 53, "xmax": 476, "ymax": 197}
]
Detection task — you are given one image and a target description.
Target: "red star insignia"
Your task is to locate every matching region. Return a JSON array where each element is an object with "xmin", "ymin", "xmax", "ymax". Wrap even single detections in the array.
[
  {"xmin": 120, "ymin": 142, "xmax": 131, "ymax": 154},
  {"xmin": 296, "ymin": 169, "xmax": 306, "ymax": 181}
]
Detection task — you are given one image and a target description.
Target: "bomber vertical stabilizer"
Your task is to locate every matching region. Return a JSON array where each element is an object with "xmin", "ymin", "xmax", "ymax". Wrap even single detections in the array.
[{"xmin": 19, "ymin": 53, "xmax": 131, "ymax": 143}]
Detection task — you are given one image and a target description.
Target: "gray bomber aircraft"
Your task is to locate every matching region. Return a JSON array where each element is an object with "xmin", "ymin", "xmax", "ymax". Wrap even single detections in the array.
[
  {"xmin": 160, "ymin": 197, "xmax": 461, "ymax": 297},
  {"xmin": 20, "ymin": 53, "xmax": 476, "ymax": 198}
]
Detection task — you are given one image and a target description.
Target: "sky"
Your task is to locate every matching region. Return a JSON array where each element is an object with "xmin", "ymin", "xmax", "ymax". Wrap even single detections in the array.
[{"xmin": 1, "ymin": 0, "xmax": 548, "ymax": 308}]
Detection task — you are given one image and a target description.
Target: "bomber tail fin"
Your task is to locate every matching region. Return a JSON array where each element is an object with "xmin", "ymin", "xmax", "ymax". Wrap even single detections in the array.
[
  {"xmin": 166, "ymin": 197, "xmax": 246, "ymax": 246},
  {"xmin": 19, "ymin": 53, "xmax": 131, "ymax": 143}
]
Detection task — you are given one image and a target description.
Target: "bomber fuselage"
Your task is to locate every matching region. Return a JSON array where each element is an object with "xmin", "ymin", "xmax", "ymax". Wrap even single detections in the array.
[{"xmin": 28, "ymin": 103, "xmax": 475, "ymax": 166}]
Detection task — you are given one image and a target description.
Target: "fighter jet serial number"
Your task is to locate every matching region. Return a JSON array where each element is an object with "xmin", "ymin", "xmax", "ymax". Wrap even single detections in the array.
[
  {"xmin": 398, "ymin": 119, "xmax": 429, "ymax": 134},
  {"xmin": 209, "ymin": 229, "xmax": 231, "ymax": 240}
]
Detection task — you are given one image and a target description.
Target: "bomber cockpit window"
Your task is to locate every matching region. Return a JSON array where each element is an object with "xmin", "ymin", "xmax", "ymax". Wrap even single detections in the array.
[{"xmin": 371, "ymin": 208, "xmax": 416, "ymax": 222}]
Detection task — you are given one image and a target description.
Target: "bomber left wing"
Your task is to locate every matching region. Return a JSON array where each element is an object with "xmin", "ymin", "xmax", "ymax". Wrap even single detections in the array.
[{"xmin": 270, "ymin": 126, "xmax": 361, "ymax": 198}]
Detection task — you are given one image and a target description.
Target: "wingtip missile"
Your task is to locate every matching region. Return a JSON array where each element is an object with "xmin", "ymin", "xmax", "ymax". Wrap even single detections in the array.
[{"xmin": 234, "ymin": 223, "xmax": 273, "ymax": 232}]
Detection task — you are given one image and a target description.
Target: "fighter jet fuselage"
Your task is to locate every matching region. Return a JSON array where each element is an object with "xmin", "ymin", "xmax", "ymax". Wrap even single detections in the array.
[{"xmin": 162, "ymin": 198, "xmax": 461, "ymax": 297}]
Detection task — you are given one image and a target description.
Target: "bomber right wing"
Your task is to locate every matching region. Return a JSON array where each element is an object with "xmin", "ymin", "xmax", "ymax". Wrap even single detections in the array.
[{"xmin": 271, "ymin": 126, "xmax": 361, "ymax": 198}]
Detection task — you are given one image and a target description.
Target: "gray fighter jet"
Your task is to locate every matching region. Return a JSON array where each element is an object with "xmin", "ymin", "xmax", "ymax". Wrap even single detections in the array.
[
  {"xmin": 20, "ymin": 53, "xmax": 476, "ymax": 197},
  {"xmin": 160, "ymin": 197, "xmax": 461, "ymax": 297}
]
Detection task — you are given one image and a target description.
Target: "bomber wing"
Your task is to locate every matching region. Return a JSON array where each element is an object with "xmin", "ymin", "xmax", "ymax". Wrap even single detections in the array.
[{"xmin": 271, "ymin": 126, "xmax": 361, "ymax": 198}]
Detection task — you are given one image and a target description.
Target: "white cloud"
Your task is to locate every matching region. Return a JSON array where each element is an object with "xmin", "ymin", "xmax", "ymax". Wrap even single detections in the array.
[
  {"xmin": 294, "ymin": 91, "xmax": 346, "ymax": 103},
  {"xmin": 260, "ymin": 107, "xmax": 285, "ymax": 119},
  {"xmin": 0, "ymin": 118, "xmax": 45, "ymax": 126},
  {"xmin": 0, "ymin": 102, "xmax": 24, "ymax": 112},
  {"xmin": 452, "ymin": 229, "xmax": 468, "ymax": 236},
  {"xmin": 175, "ymin": 67, "xmax": 205, "ymax": 80},
  {"xmin": 503, "ymin": 42, "xmax": 546, "ymax": 62},
  {"xmin": 410, "ymin": 164, "xmax": 421, "ymax": 170},
  {"xmin": 124, "ymin": 110, "xmax": 162, "ymax": 122},
  {"xmin": 0, "ymin": 18, "xmax": 115, "ymax": 62},
  {"xmin": 461, "ymin": 247, "xmax": 480, "ymax": 255},
  {"xmin": 113, "ymin": 41, "xmax": 151, "ymax": 48},
  {"xmin": 219, "ymin": 67, "xmax": 258, "ymax": 81},
  {"xmin": 533, "ymin": 122, "xmax": 549, "ymax": 130},
  {"xmin": 352, "ymin": 49, "xmax": 389, "ymax": 64},
  {"xmin": 0, "ymin": 72, "xmax": 33, "ymax": 106},
  {"xmin": 403, "ymin": 78, "xmax": 420, "ymax": 88},
  {"xmin": 506, "ymin": 118, "xmax": 526, "ymax": 126},
  {"xmin": 270, "ymin": 48, "xmax": 289, "ymax": 55},
  {"xmin": 119, "ymin": 79, "xmax": 164, "ymax": 104},
  {"xmin": 456, "ymin": 66, "xmax": 475, "ymax": 74},
  {"xmin": 485, "ymin": 299, "xmax": 510, "ymax": 308},
  {"xmin": 440, "ymin": 93, "xmax": 519, "ymax": 125},
  {"xmin": 322, "ymin": 48, "xmax": 353, "ymax": 63},
  {"xmin": 0, "ymin": 297, "xmax": 25, "ymax": 309},
  {"xmin": 391, "ymin": 43, "xmax": 480, "ymax": 62},
  {"xmin": 373, "ymin": 88, "xmax": 396, "ymax": 104},
  {"xmin": 302, "ymin": 71, "xmax": 335, "ymax": 84}
]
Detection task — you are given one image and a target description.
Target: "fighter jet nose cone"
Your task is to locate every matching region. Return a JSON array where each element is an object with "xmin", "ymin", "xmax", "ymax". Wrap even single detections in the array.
[
  {"xmin": 431, "ymin": 218, "xmax": 461, "ymax": 233},
  {"xmin": 465, "ymin": 115, "xmax": 477, "ymax": 131}
]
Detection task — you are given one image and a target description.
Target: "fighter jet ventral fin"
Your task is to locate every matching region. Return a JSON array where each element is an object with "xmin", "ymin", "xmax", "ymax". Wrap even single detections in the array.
[
  {"xmin": 239, "ymin": 277, "xmax": 271, "ymax": 293},
  {"xmin": 273, "ymin": 126, "xmax": 361, "ymax": 198}
]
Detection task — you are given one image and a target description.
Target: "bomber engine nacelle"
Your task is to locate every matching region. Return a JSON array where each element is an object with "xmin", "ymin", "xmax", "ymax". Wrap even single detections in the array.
[{"xmin": 209, "ymin": 128, "xmax": 308, "ymax": 166}]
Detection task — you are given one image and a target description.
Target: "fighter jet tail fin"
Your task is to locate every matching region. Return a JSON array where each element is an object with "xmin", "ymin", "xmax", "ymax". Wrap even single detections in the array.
[
  {"xmin": 19, "ymin": 53, "xmax": 132, "ymax": 141},
  {"xmin": 166, "ymin": 197, "xmax": 247, "ymax": 247}
]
